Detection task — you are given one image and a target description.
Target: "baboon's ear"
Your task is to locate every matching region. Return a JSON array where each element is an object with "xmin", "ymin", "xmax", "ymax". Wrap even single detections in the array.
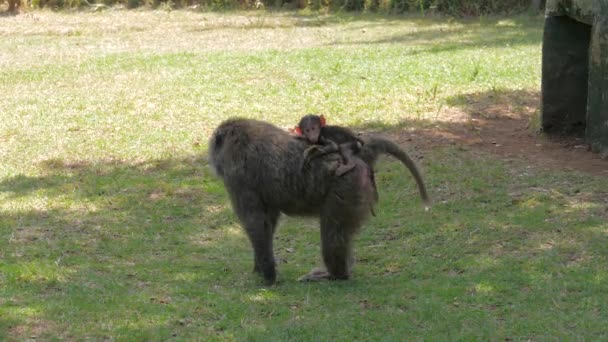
[
  {"xmin": 320, "ymin": 115, "xmax": 326, "ymax": 126},
  {"xmin": 294, "ymin": 126, "xmax": 302, "ymax": 135}
]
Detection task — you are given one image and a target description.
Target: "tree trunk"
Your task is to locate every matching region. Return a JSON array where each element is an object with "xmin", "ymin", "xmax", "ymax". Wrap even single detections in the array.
[
  {"xmin": 530, "ymin": 0, "xmax": 546, "ymax": 11},
  {"xmin": 8, "ymin": 0, "xmax": 22, "ymax": 13}
]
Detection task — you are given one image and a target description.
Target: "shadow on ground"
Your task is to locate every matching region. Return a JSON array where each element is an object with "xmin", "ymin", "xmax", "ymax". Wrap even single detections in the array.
[
  {"xmin": 321, "ymin": 15, "xmax": 543, "ymax": 53},
  {"xmin": 352, "ymin": 88, "xmax": 607, "ymax": 175},
  {"xmin": 1, "ymin": 90, "xmax": 607, "ymax": 338},
  {"xmin": 0, "ymin": 155, "xmax": 247, "ymax": 338}
]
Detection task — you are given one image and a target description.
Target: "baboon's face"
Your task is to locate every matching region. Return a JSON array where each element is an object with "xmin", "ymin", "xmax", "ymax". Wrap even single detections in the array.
[{"xmin": 302, "ymin": 123, "xmax": 321, "ymax": 144}]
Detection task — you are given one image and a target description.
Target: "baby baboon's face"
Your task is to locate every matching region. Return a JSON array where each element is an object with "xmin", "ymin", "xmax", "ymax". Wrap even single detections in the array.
[
  {"xmin": 299, "ymin": 116, "xmax": 322, "ymax": 144},
  {"xmin": 302, "ymin": 123, "xmax": 320, "ymax": 143}
]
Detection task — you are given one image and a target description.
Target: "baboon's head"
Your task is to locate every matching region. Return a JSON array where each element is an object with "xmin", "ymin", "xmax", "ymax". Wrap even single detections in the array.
[{"xmin": 297, "ymin": 114, "xmax": 326, "ymax": 144}]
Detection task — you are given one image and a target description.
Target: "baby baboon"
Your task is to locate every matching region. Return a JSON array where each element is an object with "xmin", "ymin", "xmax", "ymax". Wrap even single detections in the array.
[
  {"xmin": 295, "ymin": 114, "xmax": 378, "ymax": 215},
  {"xmin": 209, "ymin": 118, "xmax": 430, "ymax": 285},
  {"xmin": 294, "ymin": 114, "xmax": 431, "ymax": 211},
  {"xmin": 295, "ymin": 114, "xmax": 364, "ymax": 176}
]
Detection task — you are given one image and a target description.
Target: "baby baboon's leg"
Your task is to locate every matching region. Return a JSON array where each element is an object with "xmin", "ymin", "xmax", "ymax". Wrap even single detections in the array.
[
  {"xmin": 334, "ymin": 143, "xmax": 358, "ymax": 176},
  {"xmin": 334, "ymin": 163, "xmax": 356, "ymax": 177},
  {"xmin": 302, "ymin": 140, "xmax": 340, "ymax": 169},
  {"xmin": 231, "ymin": 190, "xmax": 280, "ymax": 285}
]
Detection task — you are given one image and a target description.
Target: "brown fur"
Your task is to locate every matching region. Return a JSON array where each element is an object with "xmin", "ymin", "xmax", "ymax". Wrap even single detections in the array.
[{"xmin": 209, "ymin": 118, "xmax": 430, "ymax": 284}]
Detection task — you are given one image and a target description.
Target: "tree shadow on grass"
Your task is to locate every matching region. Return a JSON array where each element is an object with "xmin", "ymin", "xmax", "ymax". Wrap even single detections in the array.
[
  {"xmin": 337, "ymin": 89, "xmax": 608, "ymax": 339},
  {"xmin": 284, "ymin": 10, "xmax": 543, "ymax": 27},
  {"xmin": 350, "ymin": 88, "xmax": 607, "ymax": 175},
  {"xmin": 1, "ymin": 98, "xmax": 607, "ymax": 338},
  {"xmin": 314, "ymin": 14, "xmax": 543, "ymax": 52},
  {"xmin": 0, "ymin": 155, "xmax": 248, "ymax": 339},
  {"xmin": 449, "ymin": 89, "xmax": 608, "ymax": 173},
  {"xmin": 115, "ymin": 9, "xmax": 543, "ymax": 55}
]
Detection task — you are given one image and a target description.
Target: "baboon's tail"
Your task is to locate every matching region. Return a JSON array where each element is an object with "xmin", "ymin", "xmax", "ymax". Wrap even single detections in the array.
[{"xmin": 360, "ymin": 137, "xmax": 431, "ymax": 209}]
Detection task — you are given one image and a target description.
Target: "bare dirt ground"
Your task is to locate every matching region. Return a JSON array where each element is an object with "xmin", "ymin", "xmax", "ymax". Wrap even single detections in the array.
[{"xmin": 392, "ymin": 90, "xmax": 608, "ymax": 175}]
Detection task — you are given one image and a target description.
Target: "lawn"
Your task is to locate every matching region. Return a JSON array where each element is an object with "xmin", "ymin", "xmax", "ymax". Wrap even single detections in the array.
[{"xmin": 1, "ymin": 9, "xmax": 607, "ymax": 340}]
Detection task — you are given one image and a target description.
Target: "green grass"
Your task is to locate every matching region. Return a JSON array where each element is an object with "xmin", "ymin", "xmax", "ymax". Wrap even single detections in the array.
[{"xmin": 1, "ymin": 9, "xmax": 607, "ymax": 340}]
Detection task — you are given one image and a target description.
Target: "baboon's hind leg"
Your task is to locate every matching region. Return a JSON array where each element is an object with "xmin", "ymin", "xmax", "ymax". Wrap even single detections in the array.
[
  {"xmin": 302, "ymin": 194, "xmax": 361, "ymax": 281},
  {"xmin": 319, "ymin": 214, "xmax": 355, "ymax": 280},
  {"xmin": 232, "ymin": 190, "xmax": 280, "ymax": 285}
]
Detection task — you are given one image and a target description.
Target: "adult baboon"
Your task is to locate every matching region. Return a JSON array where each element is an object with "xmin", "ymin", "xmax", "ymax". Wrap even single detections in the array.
[{"xmin": 209, "ymin": 118, "xmax": 429, "ymax": 285}]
